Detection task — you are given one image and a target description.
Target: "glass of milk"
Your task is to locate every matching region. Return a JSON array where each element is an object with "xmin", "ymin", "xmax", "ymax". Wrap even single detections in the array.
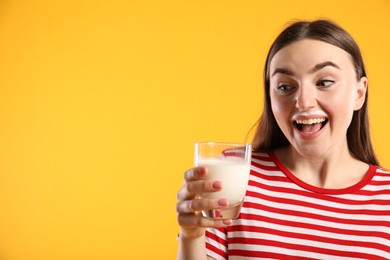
[{"xmin": 194, "ymin": 142, "xmax": 252, "ymax": 219}]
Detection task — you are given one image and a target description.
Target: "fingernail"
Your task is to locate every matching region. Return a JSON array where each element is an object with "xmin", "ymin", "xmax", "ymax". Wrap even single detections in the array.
[
  {"xmin": 212, "ymin": 181, "xmax": 222, "ymax": 190},
  {"xmin": 218, "ymin": 199, "xmax": 228, "ymax": 207},
  {"xmin": 223, "ymin": 219, "xmax": 233, "ymax": 226},
  {"xmin": 199, "ymin": 166, "xmax": 208, "ymax": 174}
]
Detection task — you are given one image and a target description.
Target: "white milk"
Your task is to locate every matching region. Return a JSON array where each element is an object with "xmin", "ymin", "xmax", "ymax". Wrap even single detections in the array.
[{"xmin": 197, "ymin": 158, "xmax": 251, "ymax": 204}]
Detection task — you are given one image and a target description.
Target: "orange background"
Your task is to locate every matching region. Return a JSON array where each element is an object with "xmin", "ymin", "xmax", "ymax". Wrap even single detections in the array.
[{"xmin": 0, "ymin": 0, "xmax": 389, "ymax": 259}]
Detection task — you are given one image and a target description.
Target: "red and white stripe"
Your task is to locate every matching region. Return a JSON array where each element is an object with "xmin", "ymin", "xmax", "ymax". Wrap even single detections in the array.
[{"xmin": 205, "ymin": 152, "xmax": 390, "ymax": 259}]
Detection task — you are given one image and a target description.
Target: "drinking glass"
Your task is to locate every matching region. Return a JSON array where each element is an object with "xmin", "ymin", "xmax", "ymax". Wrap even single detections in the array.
[{"xmin": 194, "ymin": 142, "xmax": 252, "ymax": 219}]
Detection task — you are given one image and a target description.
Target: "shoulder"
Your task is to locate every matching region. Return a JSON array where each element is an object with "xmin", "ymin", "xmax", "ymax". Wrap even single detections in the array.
[
  {"xmin": 251, "ymin": 151, "xmax": 278, "ymax": 168},
  {"xmin": 374, "ymin": 166, "xmax": 390, "ymax": 174},
  {"xmin": 370, "ymin": 166, "xmax": 390, "ymax": 185},
  {"xmin": 374, "ymin": 166, "xmax": 390, "ymax": 177},
  {"xmin": 251, "ymin": 151, "xmax": 273, "ymax": 160}
]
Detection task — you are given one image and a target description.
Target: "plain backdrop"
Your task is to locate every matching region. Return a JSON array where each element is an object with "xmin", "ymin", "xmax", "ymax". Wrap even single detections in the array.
[{"xmin": 0, "ymin": 0, "xmax": 389, "ymax": 259}]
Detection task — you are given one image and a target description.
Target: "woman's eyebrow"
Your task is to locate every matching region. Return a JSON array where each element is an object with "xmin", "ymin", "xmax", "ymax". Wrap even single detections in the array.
[
  {"xmin": 271, "ymin": 61, "xmax": 341, "ymax": 77},
  {"xmin": 309, "ymin": 61, "xmax": 341, "ymax": 73},
  {"xmin": 271, "ymin": 68, "xmax": 294, "ymax": 77}
]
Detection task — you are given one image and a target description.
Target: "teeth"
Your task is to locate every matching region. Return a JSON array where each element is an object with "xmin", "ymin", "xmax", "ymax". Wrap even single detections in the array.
[{"xmin": 296, "ymin": 118, "xmax": 326, "ymax": 125}]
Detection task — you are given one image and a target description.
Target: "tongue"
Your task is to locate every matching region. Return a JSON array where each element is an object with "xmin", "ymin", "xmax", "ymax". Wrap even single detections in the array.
[{"xmin": 300, "ymin": 123, "xmax": 322, "ymax": 133}]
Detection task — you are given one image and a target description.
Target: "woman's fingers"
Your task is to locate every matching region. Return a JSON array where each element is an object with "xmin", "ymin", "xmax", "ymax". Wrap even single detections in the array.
[
  {"xmin": 177, "ymin": 179, "xmax": 222, "ymax": 201},
  {"xmin": 183, "ymin": 166, "xmax": 208, "ymax": 181},
  {"xmin": 177, "ymin": 213, "xmax": 232, "ymax": 228},
  {"xmin": 176, "ymin": 198, "xmax": 228, "ymax": 214},
  {"xmin": 176, "ymin": 167, "xmax": 231, "ymax": 233},
  {"xmin": 187, "ymin": 180, "xmax": 222, "ymax": 195}
]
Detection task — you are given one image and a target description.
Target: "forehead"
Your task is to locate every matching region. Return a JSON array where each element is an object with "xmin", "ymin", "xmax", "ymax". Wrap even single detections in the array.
[{"xmin": 270, "ymin": 39, "xmax": 353, "ymax": 70}]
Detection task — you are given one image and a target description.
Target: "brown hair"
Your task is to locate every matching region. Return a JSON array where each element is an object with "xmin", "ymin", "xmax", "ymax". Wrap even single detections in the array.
[{"xmin": 252, "ymin": 19, "xmax": 380, "ymax": 166}]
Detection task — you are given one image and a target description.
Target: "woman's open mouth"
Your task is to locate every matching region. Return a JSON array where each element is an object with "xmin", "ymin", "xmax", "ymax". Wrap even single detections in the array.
[{"xmin": 294, "ymin": 118, "xmax": 328, "ymax": 134}]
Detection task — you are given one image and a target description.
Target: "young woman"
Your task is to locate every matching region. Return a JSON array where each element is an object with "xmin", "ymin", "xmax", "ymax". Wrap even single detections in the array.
[{"xmin": 176, "ymin": 19, "xmax": 390, "ymax": 259}]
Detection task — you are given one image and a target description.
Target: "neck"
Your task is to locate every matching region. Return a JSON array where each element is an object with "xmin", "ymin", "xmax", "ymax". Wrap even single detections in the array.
[{"xmin": 274, "ymin": 145, "xmax": 369, "ymax": 189}]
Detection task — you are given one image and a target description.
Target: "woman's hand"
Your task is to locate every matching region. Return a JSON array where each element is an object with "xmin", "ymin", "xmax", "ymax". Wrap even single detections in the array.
[{"xmin": 176, "ymin": 166, "xmax": 232, "ymax": 240}]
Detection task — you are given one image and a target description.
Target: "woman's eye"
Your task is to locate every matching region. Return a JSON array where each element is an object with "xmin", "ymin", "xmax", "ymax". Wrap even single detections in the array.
[
  {"xmin": 277, "ymin": 84, "xmax": 292, "ymax": 92},
  {"xmin": 317, "ymin": 80, "xmax": 334, "ymax": 87}
]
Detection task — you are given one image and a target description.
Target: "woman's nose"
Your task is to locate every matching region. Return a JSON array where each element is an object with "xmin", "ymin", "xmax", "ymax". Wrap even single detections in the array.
[{"xmin": 295, "ymin": 85, "xmax": 316, "ymax": 110}]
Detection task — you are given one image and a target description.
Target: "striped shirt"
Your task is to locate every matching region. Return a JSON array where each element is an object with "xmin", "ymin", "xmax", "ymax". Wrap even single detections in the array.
[{"xmin": 205, "ymin": 152, "xmax": 390, "ymax": 259}]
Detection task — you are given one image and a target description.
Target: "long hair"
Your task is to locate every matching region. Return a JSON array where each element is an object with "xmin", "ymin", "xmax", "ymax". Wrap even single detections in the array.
[{"xmin": 252, "ymin": 19, "xmax": 380, "ymax": 166}]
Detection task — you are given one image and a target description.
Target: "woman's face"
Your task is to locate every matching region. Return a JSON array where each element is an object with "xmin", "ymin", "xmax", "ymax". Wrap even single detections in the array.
[{"xmin": 269, "ymin": 39, "xmax": 367, "ymax": 158}]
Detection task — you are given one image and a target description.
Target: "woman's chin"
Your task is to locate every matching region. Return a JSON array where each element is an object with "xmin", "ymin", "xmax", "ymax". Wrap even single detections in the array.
[{"xmin": 291, "ymin": 144, "xmax": 327, "ymax": 159}]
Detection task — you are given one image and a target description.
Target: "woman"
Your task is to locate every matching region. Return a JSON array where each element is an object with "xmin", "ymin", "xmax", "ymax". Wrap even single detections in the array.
[{"xmin": 176, "ymin": 19, "xmax": 390, "ymax": 259}]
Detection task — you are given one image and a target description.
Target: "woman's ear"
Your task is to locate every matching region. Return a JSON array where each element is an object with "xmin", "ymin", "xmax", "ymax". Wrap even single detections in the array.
[{"xmin": 354, "ymin": 76, "xmax": 368, "ymax": 111}]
